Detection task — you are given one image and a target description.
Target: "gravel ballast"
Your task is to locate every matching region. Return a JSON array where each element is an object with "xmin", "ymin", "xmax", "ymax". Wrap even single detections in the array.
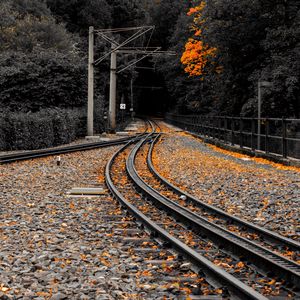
[{"xmin": 0, "ymin": 148, "xmax": 121, "ymax": 299}]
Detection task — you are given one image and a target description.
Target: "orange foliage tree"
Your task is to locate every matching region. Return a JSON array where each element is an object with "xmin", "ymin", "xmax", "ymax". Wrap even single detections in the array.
[{"xmin": 181, "ymin": 1, "xmax": 219, "ymax": 78}]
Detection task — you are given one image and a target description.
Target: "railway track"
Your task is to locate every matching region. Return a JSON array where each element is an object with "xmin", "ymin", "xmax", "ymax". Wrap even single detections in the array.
[
  {"xmin": 85, "ymin": 192, "xmax": 218, "ymax": 299},
  {"xmin": 3, "ymin": 119, "xmax": 215, "ymax": 299},
  {"xmin": 105, "ymin": 120, "xmax": 300, "ymax": 299},
  {"xmin": 0, "ymin": 121, "xmax": 148, "ymax": 164},
  {"xmin": 146, "ymin": 135, "xmax": 300, "ymax": 271},
  {"xmin": 149, "ymin": 135, "xmax": 300, "ymax": 251},
  {"xmin": 2, "ymin": 118, "xmax": 299, "ymax": 298}
]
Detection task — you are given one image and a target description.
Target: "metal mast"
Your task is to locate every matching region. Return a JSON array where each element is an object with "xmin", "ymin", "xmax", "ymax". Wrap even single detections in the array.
[{"xmin": 87, "ymin": 26, "xmax": 175, "ymax": 134}]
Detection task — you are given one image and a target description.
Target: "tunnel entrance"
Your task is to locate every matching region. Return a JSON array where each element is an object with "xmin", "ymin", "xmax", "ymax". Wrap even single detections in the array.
[{"xmin": 133, "ymin": 59, "xmax": 170, "ymax": 117}]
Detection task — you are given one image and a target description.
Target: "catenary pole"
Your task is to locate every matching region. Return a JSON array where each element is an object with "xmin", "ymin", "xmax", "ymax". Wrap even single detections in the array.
[
  {"xmin": 109, "ymin": 44, "xmax": 117, "ymax": 132},
  {"xmin": 87, "ymin": 26, "xmax": 94, "ymax": 136}
]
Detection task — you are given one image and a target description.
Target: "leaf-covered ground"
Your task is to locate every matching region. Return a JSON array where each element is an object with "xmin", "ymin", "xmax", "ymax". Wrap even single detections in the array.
[
  {"xmin": 153, "ymin": 132, "xmax": 300, "ymax": 241},
  {"xmin": 0, "ymin": 122, "xmax": 299, "ymax": 299},
  {"xmin": 2, "ymin": 147, "xmax": 190, "ymax": 299},
  {"xmin": 0, "ymin": 149, "xmax": 122, "ymax": 299},
  {"xmin": 0, "ymin": 135, "xmax": 211, "ymax": 299}
]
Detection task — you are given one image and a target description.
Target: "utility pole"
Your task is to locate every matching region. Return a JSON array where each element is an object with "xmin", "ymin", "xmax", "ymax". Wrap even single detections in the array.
[
  {"xmin": 109, "ymin": 45, "xmax": 117, "ymax": 132},
  {"xmin": 87, "ymin": 26, "xmax": 175, "ymax": 134},
  {"xmin": 87, "ymin": 26, "xmax": 94, "ymax": 136}
]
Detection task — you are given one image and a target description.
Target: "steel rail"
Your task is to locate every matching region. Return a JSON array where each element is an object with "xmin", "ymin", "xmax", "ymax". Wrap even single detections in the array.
[
  {"xmin": 126, "ymin": 138, "xmax": 300, "ymax": 289},
  {"xmin": 105, "ymin": 135, "xmax": 268, "ymax": 300},
  {"xmin": 0, "ymin": 137, "xmax": 140, "ymax": 164},
  {"xmin": 148, "ymin": 134, "xmax": 300, "ymax": 252},
  {"xmin": 0, "ymin": 119, "xmax": 150, "ymax": 164}
]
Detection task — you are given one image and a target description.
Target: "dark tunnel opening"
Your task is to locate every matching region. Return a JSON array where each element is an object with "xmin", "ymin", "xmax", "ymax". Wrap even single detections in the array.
[{"xmin": 133, "ymin": 59, "xmax": 170, "ymax": 117}]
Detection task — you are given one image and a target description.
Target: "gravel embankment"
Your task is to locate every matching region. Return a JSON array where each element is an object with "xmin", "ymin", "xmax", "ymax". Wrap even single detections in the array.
[
  {"xmin": 1, "ymin": 147, "xmax": 175, "ymax": 300},
  {"xmin": 153, "ymin": 132, "xmax": 300, "ymax": 241}
]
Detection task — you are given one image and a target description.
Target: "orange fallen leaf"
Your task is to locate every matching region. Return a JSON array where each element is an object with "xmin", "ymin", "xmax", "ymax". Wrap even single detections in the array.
[{"xmin": 236, "ymin": 261, "xmax": 245, "ymax": 268}]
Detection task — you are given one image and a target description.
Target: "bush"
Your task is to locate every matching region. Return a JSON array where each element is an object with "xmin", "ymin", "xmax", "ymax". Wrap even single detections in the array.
[
  {"xmin": 52, "ymin": 109, "xmax": 82, "ymax": 145},
  {"xmin": 0, "ymin": 107, "xmax": 87, "ymax": 151},
  {"xmin": 0, "ymin": 51, "xmax": 87, "ymax": 112},
  {"xmin": 9, "ymin": 114, "xmax": 32, "ymax": 150},
  {"xmin": 0, "ymin": 117, "xmax": 8, "ymax": 150}
]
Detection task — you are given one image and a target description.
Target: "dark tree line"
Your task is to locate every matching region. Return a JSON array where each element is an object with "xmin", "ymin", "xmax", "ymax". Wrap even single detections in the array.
[
  {"xmin": 0, "ymin": 0, "xmax": 149, "ymax": 113},
  {"xmin": 150, "ymin": 0, "xmax": 300, "ymax": 118},
  {"xmin": 0, "ymin": 0, "xmax": 299, "ymax": 118}
]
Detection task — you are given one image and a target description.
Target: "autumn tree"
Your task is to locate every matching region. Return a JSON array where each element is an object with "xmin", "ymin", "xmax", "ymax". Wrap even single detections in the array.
[{"xmin": 180, "ymin": 2, "xmax": 218, "ymax": 78}]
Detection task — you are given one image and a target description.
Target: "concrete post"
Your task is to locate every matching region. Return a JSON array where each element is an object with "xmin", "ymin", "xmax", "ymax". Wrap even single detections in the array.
[
  {"xmin": 109, "ymin": 44, "xmax": 117, "ymax": 133},
  {"xmin": 87, "ymin": 26, "xmax": 94, "ymax": 136},
  {"xmin": 258, "ymin": 80, "xmax": 272, "ymax": 150},
  {"xmin": 258, "ymin": 81, "xmax": 261, "ymax": 150}
]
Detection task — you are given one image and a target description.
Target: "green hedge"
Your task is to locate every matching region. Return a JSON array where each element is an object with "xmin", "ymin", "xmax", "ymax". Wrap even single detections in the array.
[{"xmin": 0, "ymin": 108, "xmax": 90, "ymax": 151}]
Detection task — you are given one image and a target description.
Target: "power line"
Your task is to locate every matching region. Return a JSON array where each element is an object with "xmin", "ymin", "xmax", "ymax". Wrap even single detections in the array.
[
  {"xmin": 94, "ymin": 26, "xmax": 155, "ymax": 65},
  {"xmin": 133, "ymin": 86, "xmax": 164, "ymax": 90},
  {"xmin": 134, "ymin": 67, "xmax": 155, "ymax": 70},
  {"xmin": 94, "ymin": 26, "xmax": 153, "ymax": 34}
]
